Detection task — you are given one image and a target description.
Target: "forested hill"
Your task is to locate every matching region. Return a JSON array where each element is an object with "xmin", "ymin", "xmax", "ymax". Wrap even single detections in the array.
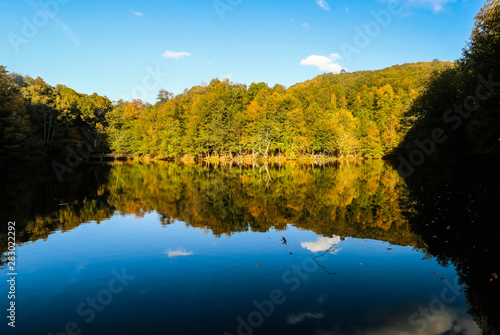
[
  {"xmin": 0, "ymin": 61, "xmax": 452, "ymax": 163},
  {"xmin": 397, "ymin": 0, "xmax": 500, "ymax": 171},
  {"xmin": 291, "ymin": 62, "xmax": 447, "ymax": 92},
  {"xmin": 0, "ymin": 71, "xmax": 112, "ymax": 162},
  {"xmin": 2, "ymin": 1, "xmax": 498, "ymax": 165}
]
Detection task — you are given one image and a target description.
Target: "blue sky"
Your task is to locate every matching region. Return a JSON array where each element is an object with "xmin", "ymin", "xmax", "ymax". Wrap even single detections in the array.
[{"xmin": 0, "ymin": 0, "xmax": 485, "ymax": 103}]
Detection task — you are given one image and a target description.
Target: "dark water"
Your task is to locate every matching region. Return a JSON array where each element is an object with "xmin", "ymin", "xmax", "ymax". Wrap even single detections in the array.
[{"xmin": 0, "ymin": 160, "xmax": 498, "ymax": 335}]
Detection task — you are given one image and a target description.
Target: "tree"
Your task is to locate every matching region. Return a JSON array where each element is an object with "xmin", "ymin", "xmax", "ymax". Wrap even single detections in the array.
[
  {"xmin": 333, "ymin": 109, "xmax": 359, "ymax": 157},
  {"xmin": 461, "ymin": 0, "xmax": 500, "ymax": 76},
  {"xmin": 21, "ymin": 77, "xmax": 58, "ymax": 155},
  {"xmin": 363, "ymin": 122, "xmax": 384, "ymax": 158},
  {"xmin": 398, "ymin": 0, "xmax": 500, "ymax": 161},
  {"xmin": 0, "ymin": 67, "xmax": 31, "ymax": 159},
  {"xmin": 156, "ymin": 89, "xmax": 174, "ymax": 104}
]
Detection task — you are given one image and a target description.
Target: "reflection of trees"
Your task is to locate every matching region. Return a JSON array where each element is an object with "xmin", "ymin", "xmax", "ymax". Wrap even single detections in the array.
[
  {"xmin": 102, "ymin": 160, "xmax": 418, "ymax": 245},
  {"xmin": 404, "ymin": 166, "xmax": 500, "ymax": 335},
  {"xmin": 1, "ymin": 161, "xmax": 420, "ymax": 267},
  {"xmin": 0, "ymin": 165, "xmax": 112, "ymax": 267},
  {"xmin": 3, "ymin": 161, "xmax": 418, "ymax": 250},
  {"xmin": 25, "ymin": 198, "xmax": 115, "ymax": 240}
]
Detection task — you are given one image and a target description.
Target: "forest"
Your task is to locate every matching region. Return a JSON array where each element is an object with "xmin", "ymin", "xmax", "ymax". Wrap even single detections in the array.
[
  {"xmin": 0, "ymin": 0, "xmax": 498, "ymax": 165},
  {"xmin": 0, "ymin": 61, "xmax": 450, "ymax": 162},
  {"xmin": 397, "ymin": 0, "xmax": 500, "ymax": 169}
]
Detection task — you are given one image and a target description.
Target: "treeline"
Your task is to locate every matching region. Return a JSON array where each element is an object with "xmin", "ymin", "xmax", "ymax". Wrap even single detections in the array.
[
  {"xmin": 107, "ymin": 62, "xmax": 450, "ymax": 159},
  {"xmin": 0, "ymin": 68, "xmax": 112, "ymax": 162},
  {"xmin": 397, "ymin": 0, "xmax": 500, "ymax": 167},
  {"xmin": 1, "ymin": 61, "xmax": 451, "ymax": 163}
]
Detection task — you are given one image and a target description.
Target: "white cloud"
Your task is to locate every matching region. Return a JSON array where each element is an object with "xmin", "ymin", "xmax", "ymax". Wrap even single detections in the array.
[
  {"xmin": 166, "ymin": 248, "xmax": 193, "ymax": 258},
  {"xmin": 301, "ymin": 236, "xmax": 342, "ymax": 252},
  {"xmin": 316, "ymin": 0, "xmax": 330, "ymax": 11},
  {"xmin": 302, "ymin": 22, "xmax": 310, "ymax": 28},
  {"xmin": 300, "ymin": 54, "xmax": 344, "ymax": 73},
  {"xmin": 287, "ymin": 312, "xmax": 324, "ymax": 325},
  {"xmin": 131, "ymin": 10, "xmax": 143, "ymax": 17},
  {"xmin": 315, "ymin": 308, "xmax": 479, "ymax": 335},
  {"xmin": 328, "ymin": 53, "xmax": 342, "ymax": 61},
  {"xmin": 162, "ymin": 51, "xmax": 192, "ymax": 59},
  {"xmin": 405, "ymin": 0, "xmax": 456, "ymax": 12}
]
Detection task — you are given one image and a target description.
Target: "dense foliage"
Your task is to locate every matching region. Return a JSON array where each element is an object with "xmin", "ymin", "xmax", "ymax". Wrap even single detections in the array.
[
  {"xmin": 0, "ymin": 68, "xmax": 112, "ymax": 162},
  {"xmin": 1, "ymin": 61, "xmax": 451, "ymax": 162},
  {"xmin": 398, "ymin": 0, "xmax": 500, "ymax": 165},
  {"xmin": 107, "ymin": 62, "xmax": 450, "ymax": 160}
]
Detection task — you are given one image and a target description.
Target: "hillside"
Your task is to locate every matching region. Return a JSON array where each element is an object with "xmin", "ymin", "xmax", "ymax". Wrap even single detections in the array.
[
  {"xmin": 1, "ymin": 61, "xmax": 451, "ymax": 163},
  {"xmin": 397, "ymin": 0, "xmax": 500, "ymax": 171}
]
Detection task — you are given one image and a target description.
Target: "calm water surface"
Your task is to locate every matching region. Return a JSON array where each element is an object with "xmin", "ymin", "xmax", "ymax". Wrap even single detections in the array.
[{"xmin": 1, "ymin": 160, "xmax": 498, "ymax": 335}]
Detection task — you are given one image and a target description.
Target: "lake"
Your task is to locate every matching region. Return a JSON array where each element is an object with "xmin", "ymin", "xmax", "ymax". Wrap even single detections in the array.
[{"xmin": 1, "ymin": 160, "xmax": 498, "ymax": 335}]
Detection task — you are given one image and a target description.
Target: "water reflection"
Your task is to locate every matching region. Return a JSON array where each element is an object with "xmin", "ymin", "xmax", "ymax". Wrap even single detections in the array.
[
  {"xmin": 402, "ymin": 163, "xmax": 500, "ymax": 334},
  {"xmin": 0, "ymin": 160, "xmax": 497, "ymax": 334},
  {"xmin": 1, "ymin": 160, "xmax": 418, "ymax": 248}
]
